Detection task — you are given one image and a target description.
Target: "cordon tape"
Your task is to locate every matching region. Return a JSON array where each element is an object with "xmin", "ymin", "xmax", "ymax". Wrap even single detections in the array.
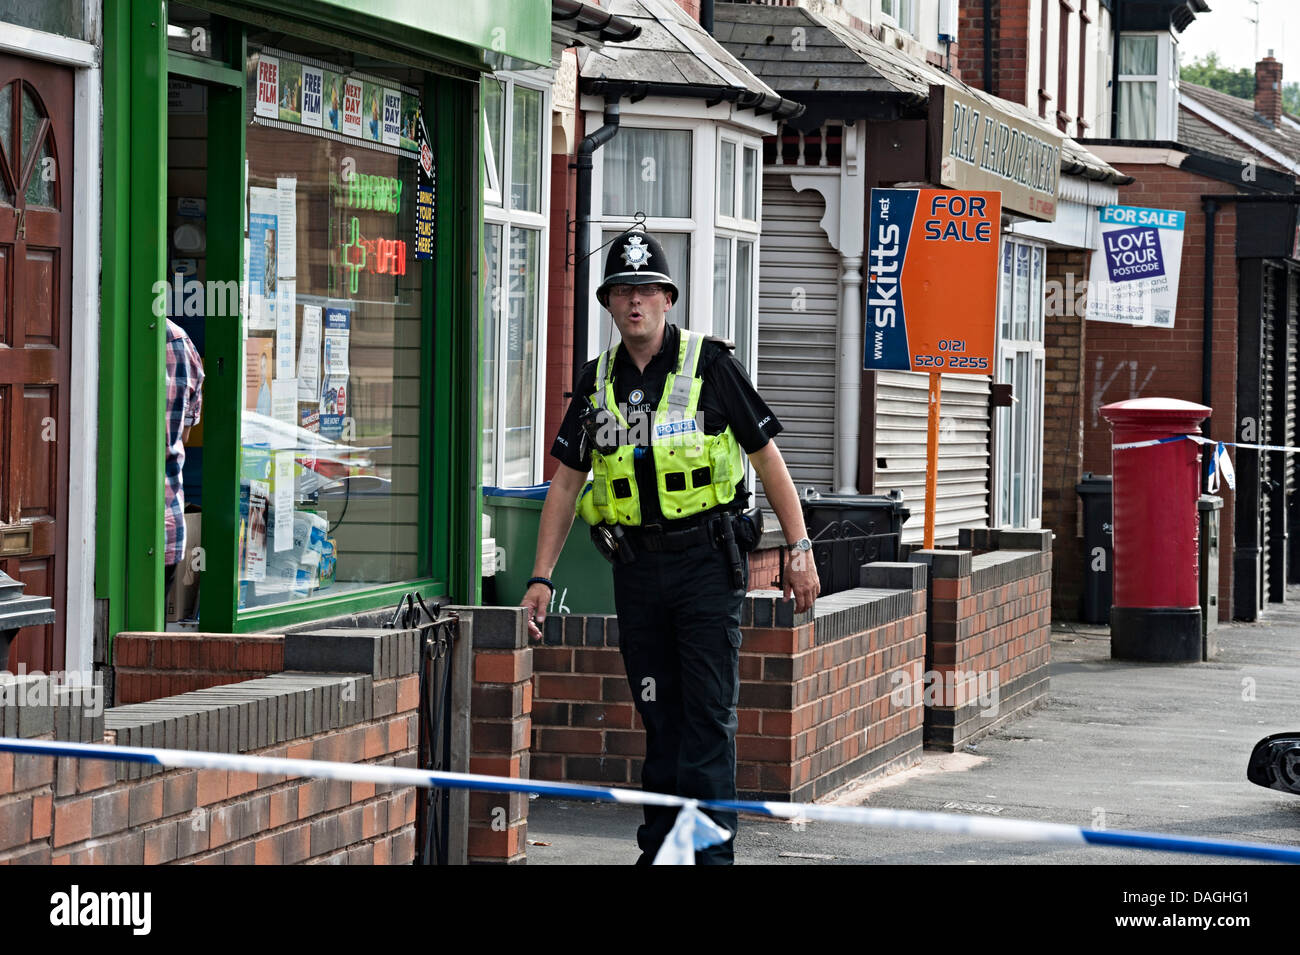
[{"xmin": 1, "ymin": 736, "xmax": 1296, "ymax": 865}]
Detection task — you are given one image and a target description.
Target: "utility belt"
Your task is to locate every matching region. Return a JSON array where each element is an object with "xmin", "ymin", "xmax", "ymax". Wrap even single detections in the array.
[{"xmin": 590, "ymin": 503, "xmax": 763, "ymax": 589}]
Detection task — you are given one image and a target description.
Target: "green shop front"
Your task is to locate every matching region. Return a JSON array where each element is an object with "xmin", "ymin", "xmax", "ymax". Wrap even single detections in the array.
[{"xmin": 97, "ymin": 0, "xmax": 549, "ymax": 647}]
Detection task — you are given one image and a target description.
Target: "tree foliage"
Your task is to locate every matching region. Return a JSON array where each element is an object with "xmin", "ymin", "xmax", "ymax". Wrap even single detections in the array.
[{"xmin": 1180, "ymin": 53, "xmax": 1255, "ymax": 99}]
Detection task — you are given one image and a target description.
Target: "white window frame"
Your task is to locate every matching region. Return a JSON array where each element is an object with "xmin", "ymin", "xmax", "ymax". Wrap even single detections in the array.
[
  {"xmin": 881, "ymin": 0, "xmax": 915, "ymax": 35},
  {"xmin": 482, "ymin": 70, "xmax": 551, "ymax": 487},
  {"xmin": 589, "ymin": 116, "xmax": 762, "ymax": 355},
  {"xmin": 1116, "ymin": 31, "xmax": 1179, "ymax": 140},
  {"xmin": 993, "ymin": 236, "xmax": 1046, "ymax": 530}
]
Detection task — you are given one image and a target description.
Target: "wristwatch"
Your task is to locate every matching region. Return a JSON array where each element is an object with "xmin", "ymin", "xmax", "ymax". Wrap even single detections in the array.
[{"xmin": 787, "ymin": 537, "xmax": 812, "ymax": 554}]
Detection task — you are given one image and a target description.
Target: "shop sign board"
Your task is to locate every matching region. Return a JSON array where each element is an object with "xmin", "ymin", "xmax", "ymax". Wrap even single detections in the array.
[
  {"xmin": 929, "ymin": 84, "xmax": 1062, "ymax": 223},
  {"xmin": 1087, "ymin": 204, "xmax": 1185, "ymax": 328},
  {"xmin": 864, "ymin": 188, "xmax": 1001, "ymax": 373}
]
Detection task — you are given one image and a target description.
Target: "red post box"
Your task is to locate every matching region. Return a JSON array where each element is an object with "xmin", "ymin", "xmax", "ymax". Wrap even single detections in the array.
[{"xmin": 1100, "ymin": 397, "xmax": 1210, "ymax": 662}]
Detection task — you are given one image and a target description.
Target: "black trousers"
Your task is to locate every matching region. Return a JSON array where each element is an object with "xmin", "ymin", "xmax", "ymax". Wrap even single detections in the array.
[{"xmin": 612, "ymin": 539, "xmax": 747, "ymax": 865}]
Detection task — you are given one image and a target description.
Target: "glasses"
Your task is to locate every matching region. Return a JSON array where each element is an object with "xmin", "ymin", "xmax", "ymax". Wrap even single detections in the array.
[{"xmin": 608, "ymin": 283, "xmax": 667, "ymax": 299}]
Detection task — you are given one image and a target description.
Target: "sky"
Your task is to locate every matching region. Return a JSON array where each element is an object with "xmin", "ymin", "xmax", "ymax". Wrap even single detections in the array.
[{"xmin": 1176, "ymin": 0, "xmax": 1298, "ymax": 74}]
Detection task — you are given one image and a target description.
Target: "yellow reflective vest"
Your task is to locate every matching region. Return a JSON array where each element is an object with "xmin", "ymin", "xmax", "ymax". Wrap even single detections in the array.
[{"xmin": 575, "ymin": 330, "xmax": 744, "ymax": 526}]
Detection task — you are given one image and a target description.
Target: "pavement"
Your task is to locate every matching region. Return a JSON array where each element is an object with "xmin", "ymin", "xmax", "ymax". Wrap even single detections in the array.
[{"xmin": 525, "ymin": 588, "xmax": 1300, "ymax": 865}]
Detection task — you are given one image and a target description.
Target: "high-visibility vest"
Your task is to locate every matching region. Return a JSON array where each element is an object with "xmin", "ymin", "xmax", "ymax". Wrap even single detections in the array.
[{"xmin": 575, "ymin": 330, "xmax": 744, "ymax": 526}]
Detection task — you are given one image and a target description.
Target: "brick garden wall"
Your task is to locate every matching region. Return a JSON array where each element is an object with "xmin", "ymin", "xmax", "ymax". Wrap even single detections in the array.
[
  {"xmin": 113, "ymin": 633, "xmax": 284, "ymax": 704},
  {"xmin": 529, "ymin": 564, "xmax": 928, "ymax": 803},
  {"xmin": 1083, "ymin": 164, "xmax": 1238, "ymax": 621},
  {"xmin": 0, "ymin": 628, "xmax": 422, "ymax": 865},
  {"xmin": 912, "ymin": 529, "xmax": 1053, "ymax": 751}
]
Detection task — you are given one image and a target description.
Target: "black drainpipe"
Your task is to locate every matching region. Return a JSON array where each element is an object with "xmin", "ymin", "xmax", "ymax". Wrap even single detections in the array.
[
  {"xmin": 983, "ymin": 0, "xmax": 993, "ymax": 94},
  {"xmin": 573, "ymin": 95, "xmax": 621, "ymax": 390},
  {"xmin": 701, "ymin": 0, "xmax": 714, "ymax": 35},
  {"xmin": 1111, "ymin": 0, "xmax": 1122, "ymax": 136}
]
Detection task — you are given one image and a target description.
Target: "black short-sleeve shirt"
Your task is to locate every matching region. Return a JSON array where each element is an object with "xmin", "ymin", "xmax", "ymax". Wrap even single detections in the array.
[{"xmin": 551, "ymin": 323, "xmax": 782, "ymax": 523}]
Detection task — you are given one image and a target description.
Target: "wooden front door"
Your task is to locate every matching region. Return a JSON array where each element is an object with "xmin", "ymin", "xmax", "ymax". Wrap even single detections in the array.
[{"xmin": 0, "ymin": 55, "xmax": 74, "ymax": 672}]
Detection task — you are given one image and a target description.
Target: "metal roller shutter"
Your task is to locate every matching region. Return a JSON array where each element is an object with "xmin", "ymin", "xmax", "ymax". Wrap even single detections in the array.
[
  {"xmin": 873, "ymin": 371, "xmax": 991, "ymax": 545},
  {"xmin": 755, "ymin": 174, "xmax": 839, "ymax": 506}
]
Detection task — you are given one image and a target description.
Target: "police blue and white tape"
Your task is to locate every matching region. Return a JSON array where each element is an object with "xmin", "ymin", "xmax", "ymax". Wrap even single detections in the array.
[{"xmin": 2, "ymin": 736, "xmax": 1296, "ymax": 865}]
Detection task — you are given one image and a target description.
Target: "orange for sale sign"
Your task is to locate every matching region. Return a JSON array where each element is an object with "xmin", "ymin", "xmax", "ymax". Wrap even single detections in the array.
[{"xmin": 865, "ymin": 188, "xmax": 1001, "ymax": 373}]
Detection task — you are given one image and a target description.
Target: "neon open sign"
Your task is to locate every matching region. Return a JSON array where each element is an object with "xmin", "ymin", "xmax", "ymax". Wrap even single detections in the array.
[{"xmin": 341, "ymin": 216, "xmax": 407, "ymax": 294}]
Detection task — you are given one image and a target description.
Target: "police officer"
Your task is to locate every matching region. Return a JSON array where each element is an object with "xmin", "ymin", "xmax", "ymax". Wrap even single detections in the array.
[{"xmin": 521, "ymin": 230, "xmax": 819, "ymax": 864}]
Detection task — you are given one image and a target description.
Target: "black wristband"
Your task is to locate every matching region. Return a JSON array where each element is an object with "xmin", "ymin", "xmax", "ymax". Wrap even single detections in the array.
[{"xmin": 526, "ymin": 576, "xmax": 555, "ymax": 594}]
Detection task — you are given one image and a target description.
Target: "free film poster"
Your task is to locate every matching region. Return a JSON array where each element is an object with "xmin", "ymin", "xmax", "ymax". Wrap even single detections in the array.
[
  {"xmin": 300, "ymin": 66, "xmax": 323, "ymax": 128},
  {"xmin": 1087, "ymin": 204, "xmax": 1185, "ymax": 328},
  {"xmin": 254, "ymin": 55, "xmax": 279, "ymax": 119}
]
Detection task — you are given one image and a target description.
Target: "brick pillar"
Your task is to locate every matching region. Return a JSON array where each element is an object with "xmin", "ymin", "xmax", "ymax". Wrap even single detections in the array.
[
  {"xmin": 466, "ymin": 608, "xmax": 532, "ymax": 864},
  {"xmin": 1042, "ymin": 249, "xmax": 1089, "ymax": 619}
]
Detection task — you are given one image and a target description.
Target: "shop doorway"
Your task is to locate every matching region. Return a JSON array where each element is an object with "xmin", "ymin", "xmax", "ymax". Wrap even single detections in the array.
[{"xmin": 0, "ymin": 53, "xmax": 74, "ymax": 671}]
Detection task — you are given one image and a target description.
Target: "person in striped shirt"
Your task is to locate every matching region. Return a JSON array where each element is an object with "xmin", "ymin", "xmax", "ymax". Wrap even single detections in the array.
[{"xmin": 164, "ymin": 319, "xmax": 205, "ymax": 597}]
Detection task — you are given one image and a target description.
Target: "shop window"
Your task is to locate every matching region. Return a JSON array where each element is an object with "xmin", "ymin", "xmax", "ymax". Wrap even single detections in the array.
[
  {"xmin": 995, "ymin": 239, "xmax": 1045, "ymax": 529},
  {"xmin": 510, "ymin": 85, "xmax": 543, "ymax": 213},
  {"xmin": 482, "ymin": 72, "xmax": 549, "ymax": 487},
  {"xmin": 236, "ymin": 44, "xmax": 432, "ymax": 611}
]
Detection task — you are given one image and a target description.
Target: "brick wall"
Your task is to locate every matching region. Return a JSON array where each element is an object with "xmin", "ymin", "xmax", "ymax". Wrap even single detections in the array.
[
  {"xmin": 465, "ymin": 608, "xmax": 532, "ymax": 864},
  {"xmin": 0, "ymin": 628, "xmax": 422, "ymax": 865},
  {"xmin": 530, "ymin": 567, "xmax": 928, "ymax": 803},
  {"xmin": 113, "ymin": 633, "xmax": 283, "ymax": 704},
  {"xmin": 958, "ymin": 0, "xmax": 1030, "ymax": 103},
  {"xmin": 1042, "ymin": 249, "xmax": 1089, "ymax": 619},
  {"xmin": 913, "ymin": 529, "xmax": 1053, "ymax": 751},
  {"xmin": 1083, "ymin": 164, "xmax": 1239, "ymax": 621}
]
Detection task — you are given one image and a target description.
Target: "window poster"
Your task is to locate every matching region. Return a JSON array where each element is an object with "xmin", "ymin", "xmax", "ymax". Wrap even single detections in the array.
[
  {"xmin": 342, "ymin": 77, "xmax": 364, "ymax": 139},
  {"xmin": 247, "ymin": 186, "xmax": 278, "ymax": 330},
  {"xmin": 275, "ymin": 280, "xmax": 296, "ymax": 379},
  {"xmin": 270, "ymin": 377, "xmax": 297, "ymax": 438},
  {"xmin": 301, "ymin": 66, "xmax": 323, "ymax": 128},
  {"xmin": 382, "ymin": 88, "xmax": 402, "ymax": 146},
  {"xmin": 278, "ymin": 58, "xmax": 302, "ymax": 123},
  {"xmin": 242, "ymin": 480, "xmax": 269, "ymax": 581},
  {"xmin": 252, "ymin": 48, "xmax": 421, "ymax": 155},
  {"xmin": 320, "ymin": 307, "xmax": 350, "ymax": 440},
  {"xmin": 273, "ymin": 451, "xmax": 296, "ymax": 552},
  {"xmin": 361, "ymin": 82, "xmax": 383, "ymax": 143},
  {"xmin": 324, "ymin": 70, "xmax": 344, "ymax": 132},
  {"xmin": 400, "ymin": 93, "xmax": 420, "ymax": 152},
  {"xmin": 245, "ymin": 338, "xmax": 274, "ymax": 415},
  {"xmin": 276, "ymin": 177, "xmax": 297, "ymax": 278},
  {"xmin": 414, "ymin": 110, "xmax": 435, "ymax": 261},
  {"xmin": 254, "ymin": 54, "xmax": 279, "ymax": 119},
  {"xmin": 298, "ymin": 305, "xmax": 322, "ymax": 401}
]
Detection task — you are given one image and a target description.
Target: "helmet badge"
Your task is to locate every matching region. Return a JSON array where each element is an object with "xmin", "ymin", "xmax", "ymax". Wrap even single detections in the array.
[{"xmin": 621, "ymin": 235, "xmax": 653, "ymax": 271}]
